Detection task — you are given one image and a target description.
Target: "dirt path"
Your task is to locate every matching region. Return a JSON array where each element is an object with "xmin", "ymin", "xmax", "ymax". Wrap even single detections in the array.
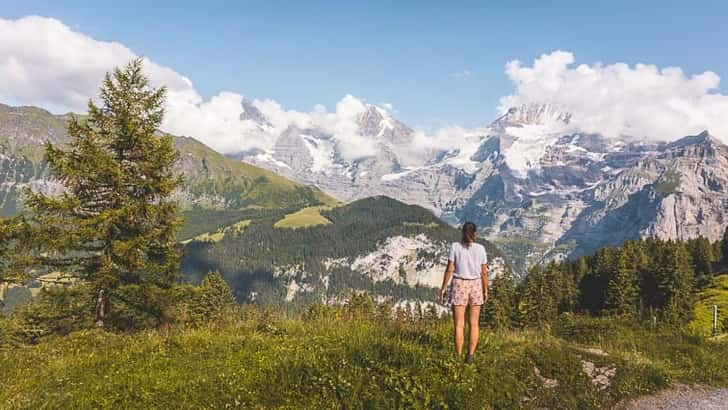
[{"xmin": 616, "ymin": 384, "xmax": 728, "ymax": 409}]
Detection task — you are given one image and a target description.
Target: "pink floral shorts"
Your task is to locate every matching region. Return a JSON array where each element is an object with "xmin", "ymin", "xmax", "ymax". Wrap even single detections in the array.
[{"xmin": 448, "ymin": 278, "xmax": 484, "ymax": 306}]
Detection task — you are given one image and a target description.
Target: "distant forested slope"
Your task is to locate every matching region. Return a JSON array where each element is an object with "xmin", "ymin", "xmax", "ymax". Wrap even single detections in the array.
[{"xmin": 181, "ymin": 196, "xmax": 509, "ymax": 306}]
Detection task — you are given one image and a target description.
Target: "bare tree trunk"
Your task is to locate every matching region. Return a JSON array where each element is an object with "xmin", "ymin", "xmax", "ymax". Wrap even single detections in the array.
[{"xmin": 95, "ymin": 289, "xmax": 105, "ymax": 328}]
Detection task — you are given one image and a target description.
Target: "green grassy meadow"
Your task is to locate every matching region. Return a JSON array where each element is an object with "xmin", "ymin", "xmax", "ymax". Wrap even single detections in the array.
[
  {"xmin": 2, "ymin": 309, "xmax": 727, "ymax": 409},
  {"xmin": 689, "ymin": 274, "xmax": 728, "ymax": 336},
  {"xmin": 273, "ymin": 206, "xmax": 335, "ymax": 229}
]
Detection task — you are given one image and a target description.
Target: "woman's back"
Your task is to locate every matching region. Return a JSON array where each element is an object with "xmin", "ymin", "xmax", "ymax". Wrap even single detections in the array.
[{"xmin": 448, "ymin": 242, "xmax": 487, "ymax": 280}]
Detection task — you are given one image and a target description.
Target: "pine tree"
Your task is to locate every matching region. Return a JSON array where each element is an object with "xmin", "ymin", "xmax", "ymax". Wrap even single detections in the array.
[
  {"xmin": 519, "ymin": 265, "xmax": 557, "ymax": 328},
  {"xmin": 482, "ymin": 271, "xmax": 517, "ymax": 329},
  {"xmin": 712, "ymin": 240, "xmax": 723, "ymax": 268},
  {"xmin": 573, "ymin": 255, "xmax": 589, "ymax": 284},
  {"xmin": 604, "ymin": 246, "xmax": 639, "ymax": 318},
  {"xmin": 658, "ymin": 241, "xmax": 695, "ymax": 324},
  {"xmin": 0, "ymin": 216, "xmax": 33, "ymax": 286},
  {"xmin": 184, "ymin": 271, "xmax": 236, "ymax": 324},
  {"xmin": 687, "ymin": 237, "xmax": 714, "ymax": 285},
  {"xmin": 15, "ymin": 60, "xmax": 182, "ymax": 330},
  {"xmin": 579, "ymin": 248, "xmax": 614, "ymax": 315},
  {"xmin": 199, "ymin": 271, "xmax": 236, "ymax": 309}
]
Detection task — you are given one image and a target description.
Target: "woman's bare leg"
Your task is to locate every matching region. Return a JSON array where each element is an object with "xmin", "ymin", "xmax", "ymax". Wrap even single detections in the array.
[
  {"xmin": 452, "ymin": 305, "xmax": 466, "ymax": 355},
  {"xmin": 468, "ymin": 305, "xmax": 481, "ymax": 355}
]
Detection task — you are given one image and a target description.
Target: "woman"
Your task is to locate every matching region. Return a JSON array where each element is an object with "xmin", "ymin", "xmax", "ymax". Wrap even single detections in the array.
[{"xmin": 439, "ymin": 222, "xmax": 488, "ymax": 363}]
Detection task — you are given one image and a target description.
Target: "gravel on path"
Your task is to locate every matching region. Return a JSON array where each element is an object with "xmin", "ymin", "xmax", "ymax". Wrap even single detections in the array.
[{"xmin": 616, "ymin": 384, "xmax": 728, "ymax": 410}]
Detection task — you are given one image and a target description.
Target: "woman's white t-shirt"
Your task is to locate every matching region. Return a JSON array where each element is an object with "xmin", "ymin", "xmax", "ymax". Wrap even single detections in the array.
[{"xmin": 448, "ymin": 242, "xmax": 488, "ymax": 280}]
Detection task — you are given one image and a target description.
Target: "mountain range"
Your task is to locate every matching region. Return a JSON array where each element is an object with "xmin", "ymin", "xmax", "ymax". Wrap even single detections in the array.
[
  {"xmin": 235, "ymin": 102, "xmax": 728, "ymax": 274},
  {"xmin": 0, "ymin": 103, "xmax": 507, "ymax": 307},
  {"xmin": 0, "ymin": 103, "xmax": 334, "ymax": 215},
  {"xmin": 3, "ymin": 95, "xmax": 726, "ymax": 294}
]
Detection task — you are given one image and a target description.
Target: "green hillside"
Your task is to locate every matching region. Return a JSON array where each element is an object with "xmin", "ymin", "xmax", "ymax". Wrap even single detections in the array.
[
  {"xmin": 689, "ymin": 274, "xmax": 728, "ymax": 336},
  {"xmin": 0, "ymin": 104, "xmax": 336, "ymax": 218},
  {"xmin": 174, "ymin": 136, "xmax": 336, "ymax": 211},
  {"xmin": 181, "ymin": 196, "xmax": 508, "ymax": 305}
]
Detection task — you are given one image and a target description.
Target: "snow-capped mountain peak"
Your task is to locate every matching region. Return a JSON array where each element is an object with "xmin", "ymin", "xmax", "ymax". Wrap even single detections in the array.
[
  {"xmin": 239, "ymin": 99, "xmax": 272, "ymax": 128},
  {"xmin": 485, "ymin": 104, "xmax": 574, "ymax": 178},
  {"xmin": 357, "ymin": 105, "xmax": 414, "ymax": 144},
  {"xmin": 492, "ymin": 103, "xmax": 572, "ymax": 129}
]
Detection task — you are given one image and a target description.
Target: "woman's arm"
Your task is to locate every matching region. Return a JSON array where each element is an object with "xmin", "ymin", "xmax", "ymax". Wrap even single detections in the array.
[
  {"xmin": 481, "ymin": 263, "xmax": 489, "ymax": 303},
  {"xmin": 439, "ymin": 261, "xmax": 455, "ymax": 304}
]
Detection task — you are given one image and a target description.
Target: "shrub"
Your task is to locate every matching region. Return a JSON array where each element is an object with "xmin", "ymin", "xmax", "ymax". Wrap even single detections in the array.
[
  {"xmin": 14, "ymin": 285, "xmax": 96, "ymax": 342},
  {"xmin": 552, "ymin": 314, "xmax": 625, "ymax": 345},
  {"xmin": 166, "ymin": 271, "xmax": 237, "ymax": 327}
]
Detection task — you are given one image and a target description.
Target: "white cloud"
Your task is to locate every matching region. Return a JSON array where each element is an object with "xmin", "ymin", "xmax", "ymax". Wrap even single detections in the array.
[
  {"xmin": 0, "ymin": 16, "xmax": 194, "ymax": 112},
  {"xmin": 0, "ymin": 16, "xmax": 378, "ymax": 159},
  {"xmin": 500, "ymin": 50, "xmax": 728, "ymax": 141},
  {"xmin": 3, "ymin": 16, "xmax": 727, "ymax": 168}
]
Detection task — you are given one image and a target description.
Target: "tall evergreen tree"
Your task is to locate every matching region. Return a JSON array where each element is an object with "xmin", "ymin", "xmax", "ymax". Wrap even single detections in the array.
[
  {"xmin": 16, "ymin": 60, "xmax": 182, "ymax": 329},
  {"xmin": 519, "ymin": 265, "xmax": 557, "ymax": 327},
  {"xmin": 0, "ymin": 216, "xmax": 32, "ymax": 286},
  {"xmin": 604, "ymin": 246, "xmax": 639, "ymax": 318},
  {"xmin": 687, "ymin": 237, "xmax": 714, "ymax": 285},
  {"xmin": 721, "ymin": 227, "xmax": 728, "ymax": 267},
  {"xmin": 482, "ymin": 271, "xmax": 518, "ymax": 329},
  {"xmin": 712, "ymin": 240, "xmax": 723, "ymax": 268},
  {"xmin": 579, "ymin": 248, "xmax": 615, "ymax": 315},
  {"xmin": 657, "ymin": 241, "xmax": 695, "ymax": 324},
  {"xmin": 573, "ymin": 255, "xmax": 589, "ymax": 285}
]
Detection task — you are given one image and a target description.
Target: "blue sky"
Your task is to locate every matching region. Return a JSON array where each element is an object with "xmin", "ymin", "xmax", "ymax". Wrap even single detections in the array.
[{"xmin": 3, "ymin": 0, "xmax": 728, "ymax": 130}]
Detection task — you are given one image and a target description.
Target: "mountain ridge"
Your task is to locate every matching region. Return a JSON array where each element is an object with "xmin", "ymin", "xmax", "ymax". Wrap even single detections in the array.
[
  {"xmin": 0, "ymin": 103, "xmax": 336, "ymax": 216},
  {"xmin": 233, "ymin": 101, "xmax": 728, "ymax": 273},
  {"xmin": 1, "ymin": 103, "xmax": 508, "ymax": 306}
]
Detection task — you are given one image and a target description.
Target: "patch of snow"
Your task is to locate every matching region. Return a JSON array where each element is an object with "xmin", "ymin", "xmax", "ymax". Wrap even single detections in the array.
[
  {"xmin": 253, "ymin": 151, "xmax": 291, "ymax": 169},
  {"xmin": 586, "ymin": 151, "xmax": 606, "ymax": 162},
  {"xmin": 442, "ymin": 133, "xmax": 487, "ymax": 173},
  {"xmin": 381, "ymin": 167, "xmax": 421, "ymax": 181},
  {"xmin": 301, "ymin": 134, "xmax": 336, "ymax": 173},
  {"xmin": 503, "ymin": 120, "xmax": 568, "ymax": 178}
]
